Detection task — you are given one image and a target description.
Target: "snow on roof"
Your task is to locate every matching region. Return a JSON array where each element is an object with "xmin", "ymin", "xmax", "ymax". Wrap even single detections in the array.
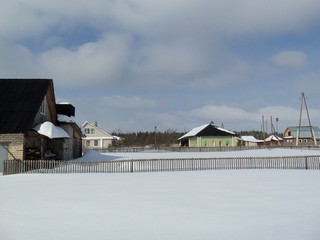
[
  {"xmin": 217, "ymin": 127, "xmax": 235, "ymax": 135},
  {"xmin": 241, "ymin": 136, "xmax": 263, "ymax": 143},
  {"xmin": 33, "ymin": 121, "xmax": 70, "ymax": 139},
  {"xmin": 112, "ymin": 135, "xmax": 123, "ymax": 140},
  {"xmin": 58, "ymin": 114, "xmax": 75, "ymax": 123},
  {"xmin": 178, "ymin": 124, "xmax": 209, "ymax": 140},
  {"xmin": 58, "ymin": 102, "xmax": 71, "ymax": 104},
  {"xmin": 265, "ymin": 135, "xmax": 283, "ymax": 142},
  {"xmin": 283, "ymin": 136, "xmax": 294, "ymax": 139},
  {"xmin": 178, "ymin": 123, "xmax": 235, "ymax": 140}
]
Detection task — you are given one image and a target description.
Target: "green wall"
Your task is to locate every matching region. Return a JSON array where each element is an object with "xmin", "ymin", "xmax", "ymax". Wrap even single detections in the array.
[{"xmin": 188, "ymin": 136, "xmax": 237, "ymax": 147}]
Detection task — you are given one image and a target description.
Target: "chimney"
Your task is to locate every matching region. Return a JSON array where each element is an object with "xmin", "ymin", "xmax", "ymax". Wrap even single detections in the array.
[{"xmin": 94, "ymin": 121, "xmax": 98, "ymax": 127}]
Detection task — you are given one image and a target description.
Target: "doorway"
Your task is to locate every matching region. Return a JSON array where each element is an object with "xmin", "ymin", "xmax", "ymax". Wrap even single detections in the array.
[{"xmin": 0, "ymin": 144, "xmax": 8, "ymax": 173}]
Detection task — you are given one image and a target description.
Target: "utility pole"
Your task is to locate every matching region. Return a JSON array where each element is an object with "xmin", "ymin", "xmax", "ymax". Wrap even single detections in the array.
[
  {"xmin": 154, "ymin": 126, "xmax": 157, "ymax": 149},
  {"xmin": 261, "ymin": 115, "xmax": 265, "ymax": 140},
  {"xmin": 296, "ymin": 92, "xmax": 317, "ymax": 146}
]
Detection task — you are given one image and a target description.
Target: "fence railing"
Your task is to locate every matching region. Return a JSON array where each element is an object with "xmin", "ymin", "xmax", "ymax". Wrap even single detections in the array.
[
  {"xmin": 3, "ymin": 155, "xmax": 320, "ymax": 175},
  {"xmin": 104, "ymin": 145, "xmax": 320, "ymax": 153}
]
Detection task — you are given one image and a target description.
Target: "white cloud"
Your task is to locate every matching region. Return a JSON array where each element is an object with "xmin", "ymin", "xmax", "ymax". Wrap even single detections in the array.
[
  {"xmin": 177, "ymin": 104, "xmax": 320, "ymax": 132},
  {"xmin": 2, "ymin": 0, "xmax": 320, "ymax": 41},
  {"xmin": 39, "ymin": 34, "xmax": 131, "ymax": 85},
  {"xmin": 258, "ymin": 106, "xmax": 298, "ymax": 122},
  {"xmin": 273, "ymin": 51, "xmax": 309, "ymax": 68},
  {"xmin": 1, "ymin": 0, "xmax": 319, "ymax": 88},
  {"xmin": 187, "ymin": 105, "xmax": 260, "ymax": 123},
  {"xmin": 0, "ymin": 40, "xmax": 39, "ymax": 77},
  {"xmin": 131, "ymin": 43, "xmax": 212, "ymax": 84},
  {"xmin": 101, "ymin": 96, "xmax": 156, "ymax": 109},
  {"xmin": 2, "ymin": 0, "xmax": 320, "ymax": 133},
  {"xmin": 109, "ymin": 0, "xmax": 320, "ymax": 39},
  {"xmin": 190, "ymin": 59, "xmax": 252, "ymax": 88}
]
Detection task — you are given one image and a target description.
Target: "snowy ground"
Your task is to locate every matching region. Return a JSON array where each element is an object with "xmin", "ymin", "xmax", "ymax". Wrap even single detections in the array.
[
  {"xmin": 77, "ymin": 148, "xmax": 320, "ymax": 161},
  {"xmin": 1, "ymin": 149, "xmax": 320, "ymax": 240}
]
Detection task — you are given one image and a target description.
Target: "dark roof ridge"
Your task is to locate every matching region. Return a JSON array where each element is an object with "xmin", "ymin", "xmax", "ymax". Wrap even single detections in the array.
[{"xmin": 0, "ymin": 79, "xmax": 55, "ymax": 134}]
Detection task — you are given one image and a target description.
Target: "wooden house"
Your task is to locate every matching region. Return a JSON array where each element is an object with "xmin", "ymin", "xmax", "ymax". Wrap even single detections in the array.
[
  {"xmin": 0, "ymin": 79, "xmax": 82, "ymax": 172},
  {"xmin": 283, "ymin": 126, "xmax": 320, "ymax": 145},
  {"xmin": 264, "ymin": 135, "xmax": 283, "ymax": 146},
  {"xmin": 178, "ymin": 122, "xmax": 240, "ymax": 147}
]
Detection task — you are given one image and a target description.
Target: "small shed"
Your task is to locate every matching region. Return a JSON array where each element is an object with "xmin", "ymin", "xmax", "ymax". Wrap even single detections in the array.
[
  {"xmin": 241, "ymin": 136, "xmax": 264, "ymax": 147},
  {"xmin": 264, "ymin": 135, "xmax": 283, "ymax": 146}
]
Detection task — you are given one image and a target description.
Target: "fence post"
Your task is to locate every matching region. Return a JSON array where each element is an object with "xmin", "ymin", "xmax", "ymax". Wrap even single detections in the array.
[
  {"xmin": 130, "ymin": 160, "xmax": 133, "ymax": 173},
  {"xmin": 3, "ymin": 160, "xmax": 7, "ymax": 175},
  {"xmin": 305, "ymin": 157, "xmax": 308, "ymax": 170}
]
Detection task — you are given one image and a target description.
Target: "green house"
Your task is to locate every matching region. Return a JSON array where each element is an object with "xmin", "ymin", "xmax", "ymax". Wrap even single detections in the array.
[{"xmin": 178, "ymin": 123, "xmax": 240, "ymax": 147}]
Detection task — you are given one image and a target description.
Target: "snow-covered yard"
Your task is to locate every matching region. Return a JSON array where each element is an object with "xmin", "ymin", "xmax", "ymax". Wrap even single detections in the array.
[
  {"xmin": 77, "ymin": 148, "xmax": 320, "ymax": 161},
  {"xmin": 1, "ymin": 149, "xmax": 320, "ymax": 240}
]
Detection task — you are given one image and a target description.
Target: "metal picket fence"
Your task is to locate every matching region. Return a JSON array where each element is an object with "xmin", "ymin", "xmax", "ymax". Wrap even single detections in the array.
[{"xmin": 3, "ymin": 155, "xmax": 320, "ymax": 175}]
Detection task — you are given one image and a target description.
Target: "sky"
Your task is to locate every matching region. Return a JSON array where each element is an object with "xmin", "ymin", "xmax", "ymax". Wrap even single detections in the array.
[{"xmin": 1, "ymin": 0, "xmax": 320, "ymax": 133}]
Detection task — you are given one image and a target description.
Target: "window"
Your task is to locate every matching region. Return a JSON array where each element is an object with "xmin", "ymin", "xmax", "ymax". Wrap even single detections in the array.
[
  {"xmin": 40, "ymin": 100, "xmax": 45, "ymax": 115},
  {"xmin": 94, "ymin": 140, "xmax": 99, "ymax": 147},
  {"xmin": 86, "ymin": 140, "xmax": 90, "ymax": 147},
  {"xmin": 85, "ymin": 128, "xmax": 95, "ymax": 135}
]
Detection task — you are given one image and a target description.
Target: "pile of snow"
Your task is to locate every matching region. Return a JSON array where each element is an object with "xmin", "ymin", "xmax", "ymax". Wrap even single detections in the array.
[
  {"xmin": 73, "ymin": 150, "xmax": 123, "ymax": 161},
  {"xmin": 1, "ymin": 170, "xmax": 320, "ymax": 240}
]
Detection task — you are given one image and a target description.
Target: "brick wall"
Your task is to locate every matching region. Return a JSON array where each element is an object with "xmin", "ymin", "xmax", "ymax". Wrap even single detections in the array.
[{"xmin": 0, "ymin": 134, "xmax": 25, "ymax": 160}]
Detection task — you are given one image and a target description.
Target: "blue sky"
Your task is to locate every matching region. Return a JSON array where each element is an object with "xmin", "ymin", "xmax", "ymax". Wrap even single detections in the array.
[{"xmin": 1, "ymin": 0, "xmax": 320, "ymax": 133}]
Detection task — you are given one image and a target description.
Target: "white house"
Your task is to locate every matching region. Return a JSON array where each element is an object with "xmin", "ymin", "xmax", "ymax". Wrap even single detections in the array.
[{"xmin": 82, "ymin": 121, "xmax": 116, "ymax": 150}]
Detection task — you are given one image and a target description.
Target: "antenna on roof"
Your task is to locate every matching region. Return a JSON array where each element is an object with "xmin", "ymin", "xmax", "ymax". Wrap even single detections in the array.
[{"xmin": 296, "ymin": 92, "xmax": 317, "ymax": 146}]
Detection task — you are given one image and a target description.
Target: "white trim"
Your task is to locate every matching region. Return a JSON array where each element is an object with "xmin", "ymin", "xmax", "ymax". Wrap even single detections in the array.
[{"xmin": 82, "ymin": 136, "xmax": 113, "ymax": 140}]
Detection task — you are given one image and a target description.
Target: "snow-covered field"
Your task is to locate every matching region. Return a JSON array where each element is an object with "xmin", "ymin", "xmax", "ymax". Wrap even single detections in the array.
[
  {"xmin": 78, "ymin": 148, "xmax": 320, "ymax": 161},
  {"xmin": 1, "ymin": 149, "xmax": 320, "ymax": 240}
]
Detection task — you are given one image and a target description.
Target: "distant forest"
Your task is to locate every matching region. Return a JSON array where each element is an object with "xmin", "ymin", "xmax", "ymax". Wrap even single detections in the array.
[
  {"xmin": 111, "ymin": 129, "xmax": 184, "ymax": 147},
  {"xmin": 111, "ymin": 129, "xmax": 282, "ymax": 147}
]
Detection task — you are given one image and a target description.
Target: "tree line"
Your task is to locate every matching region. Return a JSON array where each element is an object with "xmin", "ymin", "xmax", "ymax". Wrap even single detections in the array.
[{"xmin": 111, "ymin": 129, "xmax": 184, "ymax": 147}]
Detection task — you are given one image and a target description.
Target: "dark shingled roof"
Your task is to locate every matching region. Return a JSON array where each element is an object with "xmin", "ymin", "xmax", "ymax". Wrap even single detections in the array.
[
  {"xmin": 0, "ymin": 79, "xmax": 53, "ymax": 134},
  {"xmin": 178, "ymin": 123, "xmax": 236, "ymax": 140}
]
